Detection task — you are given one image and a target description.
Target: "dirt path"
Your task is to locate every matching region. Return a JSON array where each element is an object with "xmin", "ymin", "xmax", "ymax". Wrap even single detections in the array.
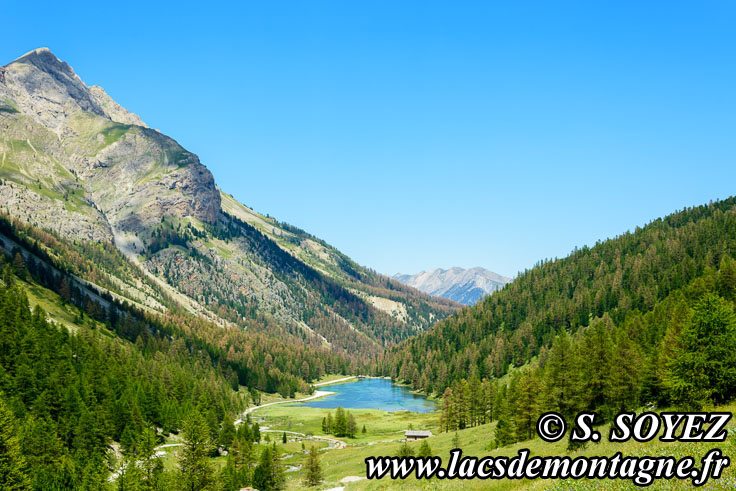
[
  {"xmin": 312, "ymin": 376, "xmax": 358, "ymax": 387},
  {"xmin": 260, "ymin": 429, "xmax": 347, "ymax": 450},
  {"xmin": 235, "ymin": 389, "xmax": 336, "ymax": 424},
  {"xmin": 235, "ymin": 376, "xmax": 359, "ymax": 421}
]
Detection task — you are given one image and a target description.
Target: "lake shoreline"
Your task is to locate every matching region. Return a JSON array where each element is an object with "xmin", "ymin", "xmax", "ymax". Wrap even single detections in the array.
[{"xmin": 298, "ymin": 377, "xmax": 438, "ymax": 413}]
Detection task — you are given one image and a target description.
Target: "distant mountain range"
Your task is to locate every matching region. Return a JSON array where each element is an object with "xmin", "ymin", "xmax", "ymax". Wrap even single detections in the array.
[{"xmin": 393, "ymin": 267, "xmax": 511, "ymax": 305}]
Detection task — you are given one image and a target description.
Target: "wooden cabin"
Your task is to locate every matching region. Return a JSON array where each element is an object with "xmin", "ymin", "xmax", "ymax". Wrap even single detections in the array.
[{"xmin": 405, "ymin": 430, "xmax": 432, "ymax": 441}]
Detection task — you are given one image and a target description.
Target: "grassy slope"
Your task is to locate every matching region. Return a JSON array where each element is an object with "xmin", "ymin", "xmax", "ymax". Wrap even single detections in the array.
[
  {"xmin": 245, "ymin": 401, "xmax": 736, "ymax": 490},
  {"xmin": 220, "ymin": 190, "xmax": 460, "ymax": 324},
  {"xmin": 21, "ymin": 277, "xmax": 107, "ymax": 333}
]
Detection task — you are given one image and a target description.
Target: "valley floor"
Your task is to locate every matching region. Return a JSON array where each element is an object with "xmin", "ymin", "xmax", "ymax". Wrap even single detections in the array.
[{"xmin": 241, "ymin": 395, "xmax": 736, "ymax": 490}]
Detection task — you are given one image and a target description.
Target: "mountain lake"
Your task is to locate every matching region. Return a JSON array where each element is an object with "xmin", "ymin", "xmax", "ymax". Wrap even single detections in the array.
[{"xmin": 298, "ymin": 378, "xmax": 436, "ymax": 413}]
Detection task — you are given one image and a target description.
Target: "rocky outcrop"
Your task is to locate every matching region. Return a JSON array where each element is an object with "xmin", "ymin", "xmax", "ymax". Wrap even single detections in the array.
[
  {"xmin": 88, "ymin": 85, "xmax": 147, "ymax": 127},
  {"xmin": 3, "ymin": 48, "xmax": 108, "ymax": 135},
  {"xmin": 1, "ymin": 47, "xmax": 221, "ymax": 241},
  {"xmin": 75, "ymin": 124, "xmax": 221, "ymax": 232},
  {"xmin": 0, "ymin": 181, "xmax": 112, "ymax": 241}
]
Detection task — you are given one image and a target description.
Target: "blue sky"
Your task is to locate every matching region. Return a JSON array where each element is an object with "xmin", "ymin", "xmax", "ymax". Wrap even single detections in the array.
[{"xmin": 3, "ymin": 1, "xmax": 735, "ymax": 277}]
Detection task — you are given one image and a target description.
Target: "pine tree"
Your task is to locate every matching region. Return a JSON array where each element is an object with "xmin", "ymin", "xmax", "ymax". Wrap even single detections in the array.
[
  {"xmin": 346, "ymin": 413, "xmax": 357, "ymax": 438},
  {"xmin": 361, "ymin": 424, "xmax": 367, "ymax": 434},
  {"xmin": 483, "ymin": 378, "xmax": 497, "ymax": 423},
  {"xmin": 303, "ymin": 445, "xmax": 323, "ymax": 487},
  {"xmin": 440, "ymin": 387, "xmax": 455, "ymax": 432},
  {"xmin": 541, "ymin": 329, "xmax": 578, "ymax": 419},
  {"xmin": 220, "ymin": 414, "xmax": 236, "ymax": 449},
  {"xmin": 515, "ymin": 369, "xmax": 541, "ymax": 441},
  {"xmin": 282, "ymin": 432, "xmax": 287, "ymax": 444},
  {"xmin": 452, "ymin": 431, "xmax": 460, "ymax": 449},
  {"xmin": 269, "ymin": 443, "xmax": 285, "ymax": 490},
  {"xmin": 455, "ymin": 380, "xmax": 470, "ymax": 429},
  {"xmin": 252, "ymin": 445, "xmax": 273, "ymax": 491},
  {"xmin": 417, "ymin": 439, "xmax": 432, "ymax": 458},
  {"xmin": 179, "ymin": 409, "xmax": 214, "ymax": 491},
  {"xmin": 11, "ymin": 252, "xmax": 26, "ymax": 281},
  {"xmin": 469, "ymin": 377, "xmax": 483, "ymax": 427},
  {"xmin": 578, "ymin": 316, "xmax": 615, "ymax": 417},
  {"xmin": 608, "ymin": 328, "xmax": 643, "ymax": 415},
  {"xmin": 718, "ymin": 255, "xmax": 736, "ymax": 300},
  {"xmin": 59, "ymin": 277, "xmax": 71, "ymax": 304},
  {"xmin": 137, "ymin": 425, "xmax": 163, "ymax": 489},
  {"xmin": 397, "ymin": 441, "xmax": 414, "ymax": 457},
  {"xmin": 493, "ymin": 388, "xmax": 515, "ymax": 448},
  {"xmin": 220, "ymin": 456, "xmax": 240, "ymax": 491},
  {"xmin": 252, "ymin": 422, "xmax": 261, "ymax": 442},
  {"xmin": 666, "ymin": 293, "xmax": 736, "ymax": 408},
  {"xmin": 333, "ymin": 407, "xmax": 347, "ymax": 437},
  {"xmin": 117, "ymin": 451, "xmax": 144, "ymax": 490},
  {"xmin": 0, "ymin": 396, "xmax": 31, "ymax": 490},
  {"xmin": 230, "ymin": 434, "xmax": 254, "ymax": 487}
]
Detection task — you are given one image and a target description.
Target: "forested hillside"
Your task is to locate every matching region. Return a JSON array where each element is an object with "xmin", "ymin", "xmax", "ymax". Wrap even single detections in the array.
[
  {"xmin": 381, "ymin": 197, "xmax": 736, "ymax": 394},
  {"xmin": 0, "ymin": 222, "xmax": 363, "ymax": 488},
  {"xmin": 379, "ymin": 197, "xmax": 736, "ymax": 451},
  {"xmin": 0, "ymin": 257, "xmax": 243, "ymax": 487},
  {"xmin": 0, "ymin": 213, "xmax": 357, "ymax": 395}
]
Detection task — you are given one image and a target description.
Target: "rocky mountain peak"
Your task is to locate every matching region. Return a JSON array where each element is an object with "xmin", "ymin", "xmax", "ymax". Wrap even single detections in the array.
[
  {"xmin": 4, "ymin": 47, "xmax": 148, "ymax": 131},
  {"xmin": 394, "ymin": 267, "xmax": 511, "ymax": 305},
  {"xmin": 11, "ymin": 47, "xmax": 74, "ymax": 74},
  {"xmin": 0, "ymin": 47, "xmax": 221, "ymax": 242},
  {"xmin": 4, "ymin": 47, "xmax": 107, "ymax": 132}
]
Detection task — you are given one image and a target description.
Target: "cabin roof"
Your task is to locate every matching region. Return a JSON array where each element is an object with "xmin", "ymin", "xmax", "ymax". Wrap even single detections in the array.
[{"xmin": 405, "ymin": 430, "xmax": 432, "ymax": 437}]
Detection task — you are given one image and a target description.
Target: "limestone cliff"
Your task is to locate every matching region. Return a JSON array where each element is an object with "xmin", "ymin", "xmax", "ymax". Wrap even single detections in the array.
[{"xmin": 0, "ymin": 47, "xmax": 220, "ymax": 242}]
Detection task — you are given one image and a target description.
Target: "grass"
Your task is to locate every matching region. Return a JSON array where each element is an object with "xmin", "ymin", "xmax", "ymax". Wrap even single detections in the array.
[
  {"xmin": 0, "ymin": 134, "xmax": 94, "ymax": 216},
  {"xmin": 258, "ymin": 405, "xmax": 437, "ymax": 442},
  {"xmin": 0, "ymin": 98, "xmax": 19, "ymax": 113},
  {"xmin": 250, "ymin": 399, "xmax": 439, "ymax": 489},
  {"xmin": 246, "ymin": 395, "xmax": 736, "ymax": 490},
  {"xmin": 313, "ymin": 374, "xmax": 360, "ymax": 385},
  {"xmin": 22, "ymin": 278, "xmax": 107, "ymax": 333}
]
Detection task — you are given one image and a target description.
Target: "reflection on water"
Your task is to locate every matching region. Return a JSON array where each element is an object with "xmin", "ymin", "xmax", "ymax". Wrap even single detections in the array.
[{"xmin": 298, "ymin": 378, "xmax": 436, "ymax": 413}]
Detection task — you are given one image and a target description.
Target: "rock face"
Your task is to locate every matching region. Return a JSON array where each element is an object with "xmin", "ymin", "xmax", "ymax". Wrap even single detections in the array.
[
  {"xmin": 394, "ymin": 267, "xmax": 511, "ymax": 305},
  {"xmin": 88, "ymin": 85, "xmax": 148, "ymax": 127},
  {"xmin": 0, "ymin": 47, "xmax": 221, "ymax": 241},
  {"xmin": 4, "ymin": 48, "xmax": 108, "ymax": 134}
]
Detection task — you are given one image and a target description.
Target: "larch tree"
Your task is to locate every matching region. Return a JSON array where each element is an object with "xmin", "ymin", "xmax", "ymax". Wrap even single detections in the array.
[
  {"xmin": 666, "ymin": 293, "xmax": 736, "ymax": 409},
  {"xmin": 0, "ymin": 396, "xmax": 31, "ymax": 490},
  {"xmin": 417, "ymin": 439, "xmax": 432, "ymax": 458},
  {"xmin": 179, "ymin": 409, "xmax": 214, "ymax": 491},
  {"xmin": 303, "ymin": 446, "xmax": 323, "ymax": 487}
]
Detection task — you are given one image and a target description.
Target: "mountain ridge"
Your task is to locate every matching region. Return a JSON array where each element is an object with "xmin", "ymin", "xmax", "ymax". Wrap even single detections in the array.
[
  {"xmin": 393, "ymin": 266, "xmax": 511, "ymax": 305},
  {"xmin": 0, "ymin": 47, "xmax": 459, "ymax": 356}
]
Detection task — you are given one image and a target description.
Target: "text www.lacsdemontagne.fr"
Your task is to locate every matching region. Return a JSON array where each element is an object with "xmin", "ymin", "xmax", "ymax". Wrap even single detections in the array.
[{"xmin": 365, "ymin": 449, "xmax": 729, "ymax": 486}]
